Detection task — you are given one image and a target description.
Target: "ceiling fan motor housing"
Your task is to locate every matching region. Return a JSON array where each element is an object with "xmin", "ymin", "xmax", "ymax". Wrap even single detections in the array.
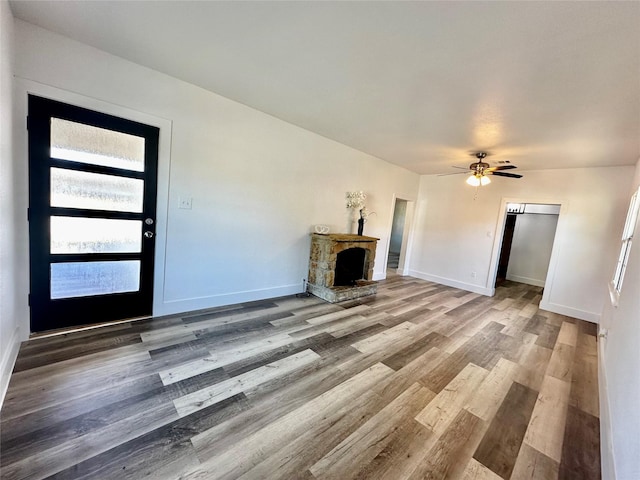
[{"xmin": 470, "ymin": 161, "xmax": 490, "ymax": 174}]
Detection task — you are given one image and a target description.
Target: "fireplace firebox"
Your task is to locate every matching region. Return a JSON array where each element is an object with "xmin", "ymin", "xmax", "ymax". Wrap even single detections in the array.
[{"xmin": 307, "ymin": 233, "xmax": 378, "ymax": 303}]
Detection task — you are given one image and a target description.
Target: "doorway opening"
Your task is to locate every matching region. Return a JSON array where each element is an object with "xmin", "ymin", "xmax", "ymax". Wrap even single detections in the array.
[
  {"xmin": 386, "ymin": 197, "xmax": 415, "ymax": 277},
  {"xmin": 494, "ymin": 203, "xmax": 560, "ymax": 290},
  {"xmin": 387, "ymin": 199, "xmax": 407, "ymax": 270}
]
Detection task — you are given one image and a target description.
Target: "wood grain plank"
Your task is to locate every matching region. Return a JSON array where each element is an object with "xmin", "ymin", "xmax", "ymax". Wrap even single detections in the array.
[
  {"xmin": 415, "ymin": 363, "xmax": 488, "ymax": 435},
  {"xmin": 219, "ymin": 332, "xmax": 331, "ymax": 377},
  {"xmin": 238, "ymin": 390, "xmax": 388, "ymax": 480},
  {"xmin": 351, "ymin": 321, "xmax": 423, "ymax": 354},
  {"xmin": 190, "ymin": 363, "xmax": 352, "ymax": 463},
  {"xmin": 187, "ymin": 363, "xmax": 394, "ymax": 479},
  {"xmin": 461, "ymin": 458, "xmax": 503, "ymax": 480},
  {"xmin": 373, "ymin": 347, "xmax": 444, "ymax": 404},
  {"xmin": 381, "ymin": 331, "xmax": 448, "ymax": 371},
  {"xmin": 465, "ymin": 357, "xmax": 519, "ymax": 422},
  {"xmin": 309, "ymin": 383, "xmax": 434, "ymax": 479},
  {"xmin": 407, "ymin": 409, "xmax": 485, "ymax": 480},
  {"xmin": 173, "ymin": 349, "xmax": 321, "ymax": 417},
  {"xmin": 535, "ymin": 324, "xmax": 561, "ymax": 349},
  {"xmin": 421, "ymin": 323, "xmax": 504, "ymax": 393},
  {"xmin": 577, "ymin": 319, "xmax": 598, "ymax": 337},
  {"xmin": 323, "ymin": 314, "xmax": 385, "ymax": 338},
  {"xmin": 523, "ymin": 374, "xmax": 571, "ymax": 462},
  {"xmin": 524, "ymin": 314, "xmax": 548, "ymax": 336},
  {"xmin": 1, "ymin": 401, "xmax": 179, "ymax": 480},
  {"xmin": 510, "ymin": 443, "xmax": 560, "ymax": 480},
  {"xmin": 0, "ymin": 372, "xmax": 164, "ymax": 444},
  {"xmin": 545, "ymin": 343, "xmax": 575, "ymax": 382},
  {"xmin": 352, "ymin": 419, "xmax": 435, "ymax": 480},
  {"xmin": 558, "ymin": 405, "xmax": 601, "ymax": 479},
  {"xmin": 305, "ymin": 304, "xmax": 371, "ymax": 325},
  {"xmin": 1, "ymin": 351, "xmax": 155, "ymax": 420},
  {"xmin": 159, "ymin": 332, "xmax": 295, "ymax": 385},
  {"xmin": 181, "ymin": 300, "xmax": 279, "ymax": 324},
  {"xmin": 13, "ymin": 332, "xmax": 144, "ymax": 373},
  {"xmin": 45, "ymin": 394, "xmax": 248, "ymax": 480},
  {"xmin": 569, "ymin": 332, "xmax": 599, "ymax": 418},
  {"xmin": 473, "ymin": 381, "xmax": 539, "ymax": 479},
  {"xmin": 501, "ymin": 314, "xmax": 534, "ymax": 337},
  {"xmin": 504, "ymin": 331, "xmax": 538, "ymax": 365},
  {"xmin": 515, "ymin": 343, "xmax": 553, "ymax": 392},
  {"xmin": 556, "ymin": 322, "xmax": 578, "ymax": 346},
  {"xmin": 520, "ymin": 303, "xmax": 539, "ymax": 319}
]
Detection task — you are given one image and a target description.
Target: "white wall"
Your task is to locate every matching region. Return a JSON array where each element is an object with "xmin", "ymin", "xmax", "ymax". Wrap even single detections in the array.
[
  {"xmin": 506, "ymin": 213, "xmax": 559, "ymax": 287},
  {"xmin": 599, "ymin": 159, "xmax": 640, "ymax": 480},
  {"xmin": 11, "ymin": 19, "xmax": 419, "ymax": 331},
  {"xmin": 410, "ymin": 167, "xmax": 633, "ymax": 322},
  {"xmin": 0, "ymin": 0, "xmax": 22, "ymax": 408}
]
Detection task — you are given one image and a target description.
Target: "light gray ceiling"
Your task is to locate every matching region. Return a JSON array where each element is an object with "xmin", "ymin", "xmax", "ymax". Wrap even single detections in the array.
[{"xmin": 10, "ymin": 1, "xmax": 640, "ymax": 174}]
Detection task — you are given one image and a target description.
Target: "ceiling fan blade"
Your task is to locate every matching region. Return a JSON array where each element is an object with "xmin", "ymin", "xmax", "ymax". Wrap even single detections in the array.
[
  {"xmin": 451, "ymin": 166, "xmax": 470, "ymax": 170},
  {"xmin": 485, "ymin": 165, "xmax": 518, "ymax": 172},
  {"xmin": 489, "ymin": 171, "xmax": 523, "ymax": 178},
  {"xmin": 437, "ymin": 171, "xmax": 471, "ymax": 176}
]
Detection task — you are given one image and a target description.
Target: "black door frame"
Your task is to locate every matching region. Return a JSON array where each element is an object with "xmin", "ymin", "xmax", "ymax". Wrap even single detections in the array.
[{"xmin": 28, "ymin": 95, "xmax": 160, "ymax": 332}]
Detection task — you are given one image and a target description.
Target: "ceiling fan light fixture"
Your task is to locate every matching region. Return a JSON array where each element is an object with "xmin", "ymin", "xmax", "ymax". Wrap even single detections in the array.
[
  {"xmin": 466, "ymin": 174, "xmax": 491, "ymax": 187},
  {"xmin": 466, "ymin": 175, "xmax": 480, "ymax": 186}
]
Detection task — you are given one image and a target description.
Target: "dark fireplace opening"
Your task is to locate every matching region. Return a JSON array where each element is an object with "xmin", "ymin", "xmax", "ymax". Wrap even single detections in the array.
[{"xmin": 334, "ymin": 248, "xmax": 366, "ymax": 286}]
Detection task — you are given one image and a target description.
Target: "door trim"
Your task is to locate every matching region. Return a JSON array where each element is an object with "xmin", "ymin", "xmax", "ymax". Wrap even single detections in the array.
[
  {"xmin": 488, "ymin": 196, "xmax": 568, "ymax": 301},
  {"xmin": 15, "ymin": 79, "xmax": 173, "ymax": 334},
  {"xmin": 381, "ymin": 193, "xmax": 416, "ymax": 279}
]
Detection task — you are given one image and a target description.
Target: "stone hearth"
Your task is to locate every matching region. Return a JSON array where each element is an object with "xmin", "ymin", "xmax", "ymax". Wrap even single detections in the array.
[{"xmin": 307, "ymin": 233, "xmax": 379, "ymax": 303}]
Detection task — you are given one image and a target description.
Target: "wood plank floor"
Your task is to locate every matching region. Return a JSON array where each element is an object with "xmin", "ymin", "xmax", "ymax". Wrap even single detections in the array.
[{"xmin": 0, "ymin": 277, "xmax": 600, "ymax": 480}]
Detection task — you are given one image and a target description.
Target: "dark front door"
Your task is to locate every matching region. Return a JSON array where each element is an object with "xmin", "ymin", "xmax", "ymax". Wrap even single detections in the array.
[{"xmin": 28, "ymin": 95, "xmax": 159, "ymax": 332}]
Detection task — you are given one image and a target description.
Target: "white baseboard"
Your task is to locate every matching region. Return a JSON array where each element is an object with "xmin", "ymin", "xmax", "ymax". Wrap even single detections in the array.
[
  {"xmin": 598, "ymin": 335, "xmax": 617, "ymax": 480},
  {"xmin": 157, "ymin": 283, "xmax": 304, "ymax": 316},
  {"xmin": 408, "ymin": 270, "xmax": 494, "ymax": 296},
  {"xmin": 505, "ymin": 274, "xmax": 546, "ymax": 288},
  {"xmin": 0, "ymin": 326, "xmax": 22, "ymax": 410},
  {"xmin": 538, "ymin": 300, "xmax": 600, "ymax": 323}
]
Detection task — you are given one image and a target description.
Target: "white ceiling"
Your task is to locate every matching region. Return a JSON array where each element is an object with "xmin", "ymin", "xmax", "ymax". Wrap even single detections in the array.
[{"xmin": 9, "ymin": 1, "xmax": 640, "ymax": 175}]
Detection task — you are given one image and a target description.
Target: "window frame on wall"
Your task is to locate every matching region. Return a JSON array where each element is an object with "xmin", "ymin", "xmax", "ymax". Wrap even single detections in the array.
[{"xmin": 610, "ymin": 186, "xmax": 640, "ymax": 306}]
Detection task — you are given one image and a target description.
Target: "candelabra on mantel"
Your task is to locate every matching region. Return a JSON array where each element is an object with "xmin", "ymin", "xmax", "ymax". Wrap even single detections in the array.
[{"xmin": 345, "ymin": 191, "xmax": 375, "ymax": 235}]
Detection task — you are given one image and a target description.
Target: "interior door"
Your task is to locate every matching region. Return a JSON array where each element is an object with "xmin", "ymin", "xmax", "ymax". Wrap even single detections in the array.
[{"xmin": 28, "ymin": 95, "xmax": 159, "ymax": 332}]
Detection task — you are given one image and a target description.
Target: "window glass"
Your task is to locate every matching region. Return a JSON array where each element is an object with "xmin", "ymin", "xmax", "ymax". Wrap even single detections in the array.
[
  {"xmin": 51, "ymin": 167, "xmax": 144, "ymax": 212},
  {"xmin": 51, "ymin": 117, "xmax": 145, "ymax": 172},
  {"xmin": 50, "ymin": 260, "xmax": 141, "ymax": 299},
  {"xmin": 613, "ymin": 189, "xmax": 639, "ymax": 294},
  {"xmin": 50, "ymin": 217, "xmax": 142, "ymax": 254}
]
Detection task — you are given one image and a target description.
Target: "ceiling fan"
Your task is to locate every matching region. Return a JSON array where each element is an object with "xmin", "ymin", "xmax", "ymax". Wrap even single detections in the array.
[{"xmin": 442, "ymin": 152, "xmax": 523, "ymax": 186}]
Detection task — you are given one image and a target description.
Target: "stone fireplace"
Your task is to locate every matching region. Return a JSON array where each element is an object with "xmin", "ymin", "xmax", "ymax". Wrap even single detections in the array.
[{"xmin": 307, "ymin": 233, "xmax": 379, "ymax": 303}]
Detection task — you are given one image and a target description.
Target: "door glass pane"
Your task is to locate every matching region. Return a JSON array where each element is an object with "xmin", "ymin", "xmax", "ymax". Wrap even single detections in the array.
[
  {"xmin": 51, "ymin": 118, "xmax": 145, "ymax": 172},
  {"xmin": 51, "ymin": 217, "xmax": 142, "ymax": 254},
  {"xmin": 51, "ymin": 260, "xmax": 141, "ymax": 299},
  {"xmin": 51, "ymin": 167, "xmax": 144, "ymax": 212}
]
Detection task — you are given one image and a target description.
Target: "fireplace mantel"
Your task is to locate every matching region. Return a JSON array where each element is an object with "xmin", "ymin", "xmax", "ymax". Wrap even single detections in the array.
[{"xmin": 307, "ymin": 233, "xmax": 379, "ymax": 303}]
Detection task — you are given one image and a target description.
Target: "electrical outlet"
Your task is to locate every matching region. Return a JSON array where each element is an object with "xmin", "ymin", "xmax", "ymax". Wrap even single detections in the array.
[
  {"xmin": 179, "ymin": 197, "xmax": 193, "ymax": 209},
  {"xmin": 471, "ymin": 271, "xmax": 476, "ymax": 278}
]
